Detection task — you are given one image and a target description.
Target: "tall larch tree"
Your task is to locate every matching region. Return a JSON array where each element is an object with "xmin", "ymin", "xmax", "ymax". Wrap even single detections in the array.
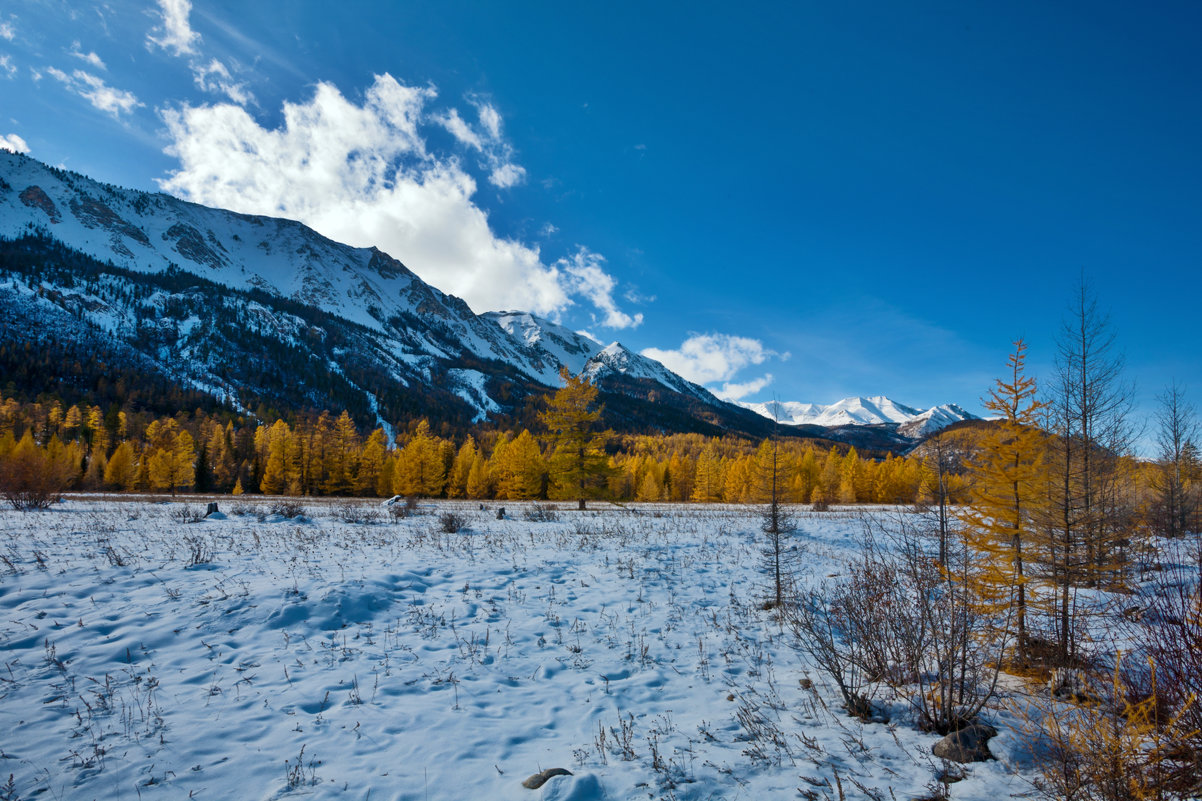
[
  {"xmin": 447, "ymin": 437, "xmax": 478, "ymax": 498},
  {"xmin": 355, "ymin": 428, "xmax": 389, "ymax": 497},
  {"xmin": 960, "ymin": 339, "xmax": 1046, "ymax": 663},
  {"xmin": 542, "ymin": 369, "xmax": 612, "ymax": 509},
  {"xmin": 394, "ymin": 420, "xmax": 446, "ymax": 497},
  {"xmin": 495, "ymin": 429, "xmax": 545, "ymax": 499},
  {"xmin": 147, "ymin": 421, "xmax": 196, "ymax": 496},
  {"xmin": 259, "ymin": 420, "xmax": 292, "ymax": 495},
  {"xmin": 103, "ymin": 441, "xmax": 137, "ymax": 491},
  {"xmin": 691, "ymin": 442, "xmax": 723, "ymax": 502}
]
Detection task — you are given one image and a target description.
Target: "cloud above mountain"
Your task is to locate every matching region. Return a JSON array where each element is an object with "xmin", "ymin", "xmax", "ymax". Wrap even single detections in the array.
[
  {"xmin": 642, "ymin": 333, "xmax": 783, "ymax": 400},
  {"xmin": 159, "ymin": 73, "xmax": 638, "ymax": 327}
]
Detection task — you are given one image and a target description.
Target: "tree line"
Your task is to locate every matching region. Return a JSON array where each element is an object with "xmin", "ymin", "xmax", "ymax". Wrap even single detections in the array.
[{"xmin": 0, "ymin": 376, "xmax": 949, "ymax": 508}]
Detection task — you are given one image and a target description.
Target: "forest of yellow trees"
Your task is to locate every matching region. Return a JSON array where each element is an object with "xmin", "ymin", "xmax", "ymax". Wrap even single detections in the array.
[{"xmin": 0, "ymin": 390, "xmax": 956, "ymax": 506}]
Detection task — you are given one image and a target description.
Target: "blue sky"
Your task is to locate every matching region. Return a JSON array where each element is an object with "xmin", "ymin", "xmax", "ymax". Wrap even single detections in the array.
[{"xmin": 2, "ymin": 1, "xmax": 1200, "ymax": 438}]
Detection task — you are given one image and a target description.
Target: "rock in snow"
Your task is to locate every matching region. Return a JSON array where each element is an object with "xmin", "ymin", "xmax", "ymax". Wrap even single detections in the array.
[
  {"xmin": 932, "ymin": 723, "xmax": 998, "ymax": 763},
  {"xmin": 521, "ymin": 767, "xmax": 574, "ymax": 789}
]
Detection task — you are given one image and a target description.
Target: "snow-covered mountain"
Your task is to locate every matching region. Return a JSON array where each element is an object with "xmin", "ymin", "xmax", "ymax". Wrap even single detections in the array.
[
  {"xmin": 486, "ymin": 311, "xmax": 713, "ymax": 401},
  {"xmin": 743, "ymin": 396, "xmax": 977, "ymax": 438},
  {"xmin": 0, "ymin": 151, "xmax": 741, "ymax": 431}
]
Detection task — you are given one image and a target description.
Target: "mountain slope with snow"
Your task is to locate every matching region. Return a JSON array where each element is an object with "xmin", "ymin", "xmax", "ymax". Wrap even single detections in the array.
[{"xmin": 1, "ymin": 152, "xmax": 755, "ymax": 433}]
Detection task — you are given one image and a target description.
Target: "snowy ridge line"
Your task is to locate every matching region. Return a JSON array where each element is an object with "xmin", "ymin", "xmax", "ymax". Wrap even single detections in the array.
[
  {"xmin": 742, "ymin": 395, "xmax": 977, "ymax": 437},
  {"xmin": 1, "ymin": 150, "xmax": 731, "ymax": 419}
]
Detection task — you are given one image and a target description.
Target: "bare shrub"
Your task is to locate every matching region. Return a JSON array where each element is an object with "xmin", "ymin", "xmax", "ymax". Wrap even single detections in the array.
[
  {"xmin": 386, "ymin": 496, "xmax": 419, "ymax": 520},
  {"xmin": 789, "ymin": 519, "xmax": 1008, "ymax": 732},
  {"xmin": 788, "ymin": 575, "xmax": 878, "ymax": 720},
  {"xmin": 269, "ymin": 500, "xmax": 306, "ymax": 519},
  {"xmin": 228, "ymin": 500, "xmax": 258, "ymax": 517},
  {"xmin": 170, "ymin": 504, "xmax": 205, "ymax": 524},
  {"xmin": 870, "ymin": 515, "xmax": 1009, "ymax": 734},
  {"xmin": 1124, "ymin": 549, "xmax": 1202, "ymax": 794},
  {"xmin": 438, "ymin": 511, "xmax": 465, "ymax": 534},
  {"xmin": 524, "ymin": 503, "xmax": 558, "ymax": 522},
  {"xmin": 182, "ymin": 534, "xmax": 213, "ymax": 567},
  {"xmin": 333, "ymin": 502, "xmax": 382, "ymax": 524}
]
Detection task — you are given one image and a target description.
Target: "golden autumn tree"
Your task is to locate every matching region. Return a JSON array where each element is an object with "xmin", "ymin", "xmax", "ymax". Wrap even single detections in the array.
[
  {"xmin": 465, "ymin": 452, "xmax": 491, "ymax": 499},
  {"xmin": 0, "ymin": 431, "xmax": 74, "ymax": 509},
  {"xmin": 691, "ymin": 442, "xmax": 723, "ymax": 502},
  {"xmin": 259, "ymin": 420, "xmax": 292, "ymax": 495},
  {"xmin": 146, "ymin": 420, "xmax": 196, "ymax": 496},
  {"xmin": 960, "ymin": 339, "xmax": 1046, "ymax": 663},
  {"xmin": 394, "ymin": 420, "xmax": 446, "ymax": 497},
  {"xmin": 447, "ymin": 437, "xmax": 478, "ymax": 499},
  {"xmin": 355, "ymin": 428, "xmax": 389, "ymax": 496},
  {"xmin": 838, "ymin": 446, "xmax": 861, "ymax": 503},
  {"xmin": 812, "ymin": 448, "xmax": 842, "ymax": 506},
  {"xmin": 542, "ymin": 369, "xmax": 612, "ymax": 509},
  {"xmin": 103, "ymin": 441, "xmax": 138, "ymax": 490},
  {"xmin": 494, "ymin": 429, "xmax": 545, "ymax": 499},
  {"xmin": 322, "ymin": 411, "xmax": 360, "ymax": 495},
  {"xmin": 205, "ymin": 422, "xmax": 237, "ymax": 492}
]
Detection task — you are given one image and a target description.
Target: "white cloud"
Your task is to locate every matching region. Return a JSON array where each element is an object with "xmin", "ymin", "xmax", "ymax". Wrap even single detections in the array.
[
  {"xmin": 559, "ymin": 248, "xmax": 642, "ymax": 329},
  {"xmin": 47, "ymin": 67, "xmax": 141, "ymax": 116},
  {"xmin": 69, "ymin": 41, "xmax": 106, "ymax": 70},
  {"xmin": 642, "ymin": 333, "xmax": 777, "ymax": 385},
  {"xmin": 145, "ymin": 1, "xmax": 251, "ymax": 106},
  {"xmin": 159, "ymin": 73, "xmax": 637, "ymax": 325},
  {"xmin": 716, "ymin": 374, "xmax": 773, "ymax": 402},
  {"xmin": 437, "ymin": 108, "xmax": 484, "ymax": 150},
  {"xmin": 0, "ymin": 22, "xmax": 14, "ymax": 41},
  {"xmin": 147, "ymin": 0, "xmax": 199, "ymax": 56},
  {"xmin": 0, "ymin": 55, "xmax": 14, "ymax": 79},
  {"xmin": 436, "ymin": 98, "xmax": 526, "ymax": 189},
  {"xmin": 476, "ymin": 102, "xmax": 501, "ymax": 140},
  {"xmin": 489, "ymin": 162, "xmax": 526, "ymax": 189},
  {"xmin": 0, "ymin": 133, "xmax": 29, "ymax": 153},
  {"xmin": 193, "ymin": 58, "xmax": 251, "ymax": 105}
]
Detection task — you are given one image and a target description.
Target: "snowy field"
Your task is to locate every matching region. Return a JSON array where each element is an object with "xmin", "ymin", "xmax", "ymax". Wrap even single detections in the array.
[{"xmin": 0, "ymin": 499, "xmax": 1039, "ymax": 800}]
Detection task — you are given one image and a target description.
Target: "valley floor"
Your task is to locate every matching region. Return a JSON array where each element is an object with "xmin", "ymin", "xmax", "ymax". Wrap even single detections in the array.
[{"xmin": 0, "ymin": 499, "xmax": 1051, "ymax": 800}]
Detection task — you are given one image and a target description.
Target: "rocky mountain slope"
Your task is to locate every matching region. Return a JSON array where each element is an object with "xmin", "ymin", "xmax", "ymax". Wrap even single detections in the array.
[
  {"xmin": 0, "ymin": 151, "xmax": 777, "ymax": 436},
  {"xmin": 0, "ymin": 151, "xmax": 971, "ymax": 448}
]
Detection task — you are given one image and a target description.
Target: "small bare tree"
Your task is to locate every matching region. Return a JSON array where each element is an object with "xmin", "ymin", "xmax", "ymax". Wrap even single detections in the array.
[
  {"xmin": 1151, "ymin": 381, "xmax": 1200, "ymax": 542},
  {"xmin": 757, "ymin": 414, "xmax": 796, "ymax": 610}
]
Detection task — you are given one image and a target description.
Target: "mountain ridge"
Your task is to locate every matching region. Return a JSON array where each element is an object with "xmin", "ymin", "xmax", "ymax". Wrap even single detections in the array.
[
  {"xmin": 0, "ymin": 152, "xmax": 784, "ymax": 437},
  {"xmin": 0, "ymin": 150, "xmax": 971, "ymax": 448},
  {"xmin": 743, "ymin": 396, "xmax": 978, "ymax": 438}
]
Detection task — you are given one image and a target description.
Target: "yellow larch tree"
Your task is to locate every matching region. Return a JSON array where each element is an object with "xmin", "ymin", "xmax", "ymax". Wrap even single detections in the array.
[
  {"xmin": 103, "ymin": 441, "xmax": 137, "ymax": 490},
  {"xmin": 394, "ymin": 420, "xmax": 446, "ymax": 497},
  {"xmin": 355, "ymin": 428, "xmax": 389, "ymax": 497},
  {"xmin": 259, "ymin": 420, "xmax": 292, "ymax": 495},
  {"xmin": 960, "ymin": 339, "xmax": 1047, "ymax": 663},
  {"xmin": 691, "ymin": 442, "xmax": 723, "ymax": 502},
  {"xmin": 541, "ymin": 369, "xmax": 612, "ymax": 509}
]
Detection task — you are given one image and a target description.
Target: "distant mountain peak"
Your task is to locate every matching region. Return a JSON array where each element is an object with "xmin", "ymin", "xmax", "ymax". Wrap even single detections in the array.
[{"xmin": 742, "ymin": 395, "xmax": 977, "ymax": 437}]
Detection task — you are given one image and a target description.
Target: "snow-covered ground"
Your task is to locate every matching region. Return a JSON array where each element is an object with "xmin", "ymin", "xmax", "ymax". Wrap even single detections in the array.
[{"xmin": 0, "ymin": 499, "xmax": 1037, "ymax": 800}]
